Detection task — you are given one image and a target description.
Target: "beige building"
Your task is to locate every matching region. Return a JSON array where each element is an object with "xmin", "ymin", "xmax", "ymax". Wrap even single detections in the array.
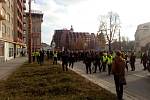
[
  {"xmin": 13, "ymin": 0, "xmax": 26, "ymax": 58},
  {"xmin": 0, "ymin": 0, "xmax": 26, "ymax": 62},
  {"xmin": 0, "ymin": 0, "xmax": 14, "ymax": 62},
  {"xmin": 135, "ymin": 22, "xmax": 150, "ymax": 51}
]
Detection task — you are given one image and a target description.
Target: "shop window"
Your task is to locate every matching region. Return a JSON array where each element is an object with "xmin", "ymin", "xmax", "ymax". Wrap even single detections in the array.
[{"xmin": 9, "ymin": 48, "xmax": 13, "ymax": 57}]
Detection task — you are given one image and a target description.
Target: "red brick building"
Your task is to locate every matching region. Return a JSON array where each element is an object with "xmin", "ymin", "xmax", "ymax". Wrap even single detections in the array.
[
  {"xmin": 26, "ymin": 10, "xmax": 43, "ymax": 52},
  {"xmin": 52, "ymin": 26, "xmax": 97, "ymax": 51}
]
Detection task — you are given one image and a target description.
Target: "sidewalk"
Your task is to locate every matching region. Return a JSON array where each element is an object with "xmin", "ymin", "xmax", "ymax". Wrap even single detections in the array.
[
  {"xmin": 69, "ymin": 66, "xmax": 137, "ymax": 100},
  {"xmin": 61, "ymin": 61, "xmax": 147, "ymax": 100},
  {"xmin": 0, "ymin": 57, "xmax": 28, "ymax": 80}
]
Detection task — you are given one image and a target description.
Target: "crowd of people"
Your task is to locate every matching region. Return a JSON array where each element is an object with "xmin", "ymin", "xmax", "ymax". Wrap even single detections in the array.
[{"xmin": 31, "ymin": 49, "xmax": 150, "ymax": 100}]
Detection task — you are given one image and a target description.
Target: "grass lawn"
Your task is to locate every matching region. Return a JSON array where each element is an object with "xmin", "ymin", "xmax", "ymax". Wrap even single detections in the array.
[{"xmin": 0, "ymin": 60, "xmax": 116, "ymax": 100}]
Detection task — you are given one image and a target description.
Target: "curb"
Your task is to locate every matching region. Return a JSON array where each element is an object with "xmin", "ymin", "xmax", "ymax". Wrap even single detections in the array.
[{"xmin": 69, "ymin": 66, "xmax": 141, "ymax": 100}]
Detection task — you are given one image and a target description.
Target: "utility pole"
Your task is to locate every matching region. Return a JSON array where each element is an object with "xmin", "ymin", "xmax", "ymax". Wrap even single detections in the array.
[
  {"xmin": 28, "ymin": 0, "xmax": 32, "ymax": 63},
  {"xmin": 119, "ymin": 29, "xmax": 121, "ymax": 50}
]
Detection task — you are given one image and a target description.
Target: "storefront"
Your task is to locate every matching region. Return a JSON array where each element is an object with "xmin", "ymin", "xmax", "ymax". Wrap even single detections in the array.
[{"xmin": 0, "ymin": 40, "xmax": 4, "ymax": 62}]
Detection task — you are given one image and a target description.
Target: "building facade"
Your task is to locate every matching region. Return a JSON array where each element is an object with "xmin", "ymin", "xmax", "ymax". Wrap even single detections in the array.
[
  {"xmin": 14, "ymin": 0, "xmax": 26, "ymax": 58},
  {"xmin": 135, "ymin": 22, "xmax": 150, "ymax": 52},
  {"xmin": 0, "ymin": 0, "xmax": 15, "ymax": 62},
  {"xmin": 0, "ymin": 0, "xmax": 26, "ymax": 62},
  {"xmin": 0, "ymin": 0, "xmax": 6, "ymax": 62},
  {"xmin": 26, "ymin": 10, "xmax": 43, "ymax": 52},
  {"xmin": 52, "ymin": 26, "xmax": 98, "ymax": 51}
]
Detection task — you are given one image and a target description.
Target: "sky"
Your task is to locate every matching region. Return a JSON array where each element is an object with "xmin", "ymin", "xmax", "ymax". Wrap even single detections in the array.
[{"xmin": 27, "ymin": 0, "xmax": 150, "ymax": 45}]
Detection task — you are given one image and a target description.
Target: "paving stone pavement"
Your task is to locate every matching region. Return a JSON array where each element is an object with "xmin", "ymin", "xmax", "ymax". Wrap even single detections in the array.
[
  {"xmin": 58, "ymin": 60, "xmax": 150, "ymax": 100},
  {"xmin": 0, "ymin": 57, "xmax": 28, "ymax": 80}
]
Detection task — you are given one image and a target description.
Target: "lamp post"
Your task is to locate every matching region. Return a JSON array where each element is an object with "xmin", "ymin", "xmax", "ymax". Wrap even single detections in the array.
[
  {"xmin": 52, "ymin": 41, "xmax": 56, "ymax": 53},
  {"xmin": 84, "ymin": 42, "xmax": 87, "ymax": 51},
  {"xmin": 28, "ymin": 0, "xmax": 32, "ymax": 63}
]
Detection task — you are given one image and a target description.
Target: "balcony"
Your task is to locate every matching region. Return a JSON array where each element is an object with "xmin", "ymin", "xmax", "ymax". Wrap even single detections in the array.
[
  {"xmin": 23, "ymin": 13, "xmax": 26, "ymax": 17},
  {"xmin": 0, "ymin": 10, "xmax": 5, "ymax": 20},
  {"xmin": 23, "ymin": 19, "xmax": 26, "ymax": 24},
  {"xmin": 0, "ymin": 0, "xmax": 6, "ymax": 3},
  {"xmin": 23, "ymin": 26, "xmax": 26, "ymax": 31},
  {"xmin": 23, "ymin": 0, "xmax": 26, "ymax": 3},
  {"xmin": 23, "ymin": 4, "xmax": 26, "ymax": 10}
]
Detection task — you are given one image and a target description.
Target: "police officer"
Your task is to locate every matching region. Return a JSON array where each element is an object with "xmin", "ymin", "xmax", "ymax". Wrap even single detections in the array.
[
  {"xmin": 32, "ymin": 51, "xmax": 36, "ymax": 62},
  {"xmin": 107, "ymin": 54, "xmax": 113, "ymax": 75},
  {"xmin": 35, "ymin": 50, "xmax": 40, "ymax": 64},
  {"xmin": 53, "ymin": 51, "xmax": 58, "ymax": 64},
  {"xmin": 102, "ymin": 53, "xmax": 108, "ymax": 72}
]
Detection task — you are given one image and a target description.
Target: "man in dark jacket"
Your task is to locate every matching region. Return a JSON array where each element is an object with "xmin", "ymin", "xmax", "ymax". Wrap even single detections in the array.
[
  {"xmin": 141, "ymin": 52, "xmax": 148, "ymax": 70},
  {"xmin": 39, "ymin": 50, "xmax": 44, "ymax": 66},
  {"xmin": 61, "ymin": 51, "xmax": 69, "ymax": 71},
  {"xmin": 93, "ymin": 52, "xmax": 101, "ymax": 73},
  {"xmin": 130, "ymin": 52, "xmax": 136, "ymax": 71},
  {"xmin": 84, "ymin": 52, "xmax": 92, "ymax": 74}
]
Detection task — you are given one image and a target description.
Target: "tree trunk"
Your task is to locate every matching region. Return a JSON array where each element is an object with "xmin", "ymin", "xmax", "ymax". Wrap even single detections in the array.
[{"xmin": 108, "ymin": 40, "xmax": 111, "ymax": 52}]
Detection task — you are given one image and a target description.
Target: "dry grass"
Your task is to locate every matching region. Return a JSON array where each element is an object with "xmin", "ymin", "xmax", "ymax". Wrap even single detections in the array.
[{"xmin": 0, "ymin": 60, "xmax": 116, "ymax": 100}]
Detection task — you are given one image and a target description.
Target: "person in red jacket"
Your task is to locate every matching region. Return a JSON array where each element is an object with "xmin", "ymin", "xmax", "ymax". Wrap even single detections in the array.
[{"xmin": 112, "ymin": 51, "xmax": 126, "ymax": 100}]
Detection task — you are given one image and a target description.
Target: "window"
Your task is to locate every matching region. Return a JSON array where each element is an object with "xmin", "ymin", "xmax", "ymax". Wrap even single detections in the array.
[
  {"xmin": 7, "ymin": 0, "xmax": 10, "ymax": 8},
  {"xmin": 2, "ymin": 24, "xmax": 6, "ymax": 34},
  {"xmin": 0, "ymin": 41, "xmax": 4, "ymax": 56},
  {"xmin": 8, "ymin": 14, "xmax": 10, "ymax": 22},
  {"xmin": 8, "ymin": 27, "xmax": 10, "ymax": 36},
  {"xmin": 9, "ymin": 48, "xmax": 13, "ymax": 57},
  {"xmin": 0, "ymin": 22, "xmax": 2, "ymax": 31}
]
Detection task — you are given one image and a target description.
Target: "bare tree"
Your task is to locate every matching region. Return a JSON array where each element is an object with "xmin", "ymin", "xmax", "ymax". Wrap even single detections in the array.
[
  {"xmin": 98, "ymin": 11, "xmax": 120, "ymax": 52},
  {"xmin": 97, "ymin": 32, "xmax": 106, "ymax": 51}
]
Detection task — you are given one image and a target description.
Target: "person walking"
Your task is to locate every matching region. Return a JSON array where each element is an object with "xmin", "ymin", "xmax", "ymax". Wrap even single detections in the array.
[
  {"xmin": 53, "ymin": 51, "xmax": 58, "ymax": 64},
  {"xmin": 102, "ymin": 53, "xmax": 108, "ymax": 72},
  {"xmin": 61, "ymin": 51, "xmax": 69, "ymax": 71},
  {"xmin": 124, "ymin": 53, "xmax": 129, "ymax": 72},
  {"xmin": 84, "ymin": 52, "xmax": 92, "ymax": 74},
  {"xmin": 35, "ymin": 50, "xmax": 40, "ymax": 64},
  {"xmin": 107, "ymin": 53, "xmax": 113, "ymax": 75},
  {"xmin": 32, "ymin": 51, "xmax": 36, "ymax": 62},
  {"xmin": 93, "ymin": 52, "xmax": 101, "ymax": 73},
  {"xmin": 130, "ymin": 52, "xmax": 136, "ymax": 71},
  {"xmin": 69, "ymin": 52, "xmax": 75, "ymax": 69},
  {"xmin": 39, "ymin": 50, "xmax": 45, "ymax": 66},
  {"xmin": 112, "ymin": 51, "xmax": 126, "ymax": 100},
  {"xmin": 141, "ymin": 52, "xmax": 148, "ymax": 70}
]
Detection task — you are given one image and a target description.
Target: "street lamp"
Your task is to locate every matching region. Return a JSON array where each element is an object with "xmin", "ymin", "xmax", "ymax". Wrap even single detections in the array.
[
  {"xmin": 28, "ymin": 0, "xmax": 32, "ymax": 63},
  {"xmin": 84, "ymin": 42, "xmax": 87, "ymax": 51},
  {"xmin": 52, "ymin": 41, "xmax": 56, "ymax": 53}
]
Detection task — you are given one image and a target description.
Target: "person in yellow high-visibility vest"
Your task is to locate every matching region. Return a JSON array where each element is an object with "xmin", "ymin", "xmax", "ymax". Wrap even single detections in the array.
[
  {"xmin": 102, "ymin": 53, "xmax": 108, "ymax": 72},
  {"xmin": 32, "ymin": 51, "xmax": 36, "ymax": 62},
  {"xmin": 35, "ymin": 51, "xmax": 40, "ymax": 64},
  {"xmin": 107, "ymin": 54, "xmax": 113, "ymax": 75},
  {"xmin": 53, "ymin": 51, "xmax": 58, "ymax": 64}
]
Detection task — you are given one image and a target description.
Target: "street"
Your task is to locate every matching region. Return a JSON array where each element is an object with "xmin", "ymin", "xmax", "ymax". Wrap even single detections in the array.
[{"xmin": 72, "ymin": 59, "xmax": 150, "ymax": 100}]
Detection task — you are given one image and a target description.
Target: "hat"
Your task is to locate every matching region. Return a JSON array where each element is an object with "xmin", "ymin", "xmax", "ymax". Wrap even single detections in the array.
[{"xmin": 116, "ymin": 51, "xmax": 122, "ymax": 56}]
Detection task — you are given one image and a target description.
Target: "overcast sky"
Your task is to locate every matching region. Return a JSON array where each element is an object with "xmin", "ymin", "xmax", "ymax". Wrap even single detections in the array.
[{"xmin": 27, "ymin": 0, "xmax": 150, "ymax": 45}]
